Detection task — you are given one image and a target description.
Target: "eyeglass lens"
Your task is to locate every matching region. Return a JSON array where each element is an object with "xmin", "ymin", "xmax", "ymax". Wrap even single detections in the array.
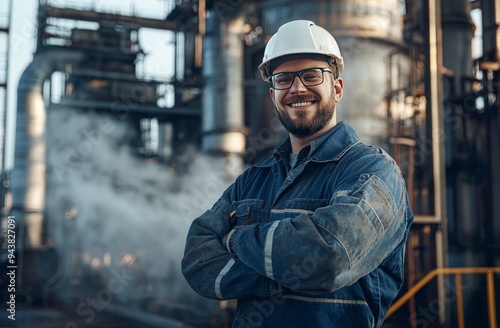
[{"xmin": 270, "ymin": 68, "xmax": 329, "ymax": 90}]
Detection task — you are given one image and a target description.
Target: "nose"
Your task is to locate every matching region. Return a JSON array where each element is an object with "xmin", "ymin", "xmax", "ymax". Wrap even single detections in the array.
[{"xmin": 289, "ymin": 75, "xmax": 307, "ymax": 93}]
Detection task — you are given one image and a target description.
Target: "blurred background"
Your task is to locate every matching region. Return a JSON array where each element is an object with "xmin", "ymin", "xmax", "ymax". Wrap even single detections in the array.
[{"xmin": 0, "ymin": 0, "xmax": 499, "ymax": 327}]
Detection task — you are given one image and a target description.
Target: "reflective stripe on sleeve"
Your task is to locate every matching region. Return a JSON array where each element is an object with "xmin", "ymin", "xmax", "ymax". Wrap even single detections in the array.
[
  {"xmin": 215, "ymin": 258, "xmax": 235, "ymax": 298},
  {"xmin": 264, "ymin": 221, "xmax": 280, "ymax": 279}
]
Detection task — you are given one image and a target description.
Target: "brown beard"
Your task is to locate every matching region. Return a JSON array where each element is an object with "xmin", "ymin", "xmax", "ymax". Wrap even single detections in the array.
[{"xmin": 276, "ymin": 95, "xmax": 336, "ymax": 138}]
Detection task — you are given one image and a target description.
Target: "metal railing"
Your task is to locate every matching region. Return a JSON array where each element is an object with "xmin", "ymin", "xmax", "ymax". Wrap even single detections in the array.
[{"xmin": 386, "ymin": 267, "xmax": 500, "ymax": 328}]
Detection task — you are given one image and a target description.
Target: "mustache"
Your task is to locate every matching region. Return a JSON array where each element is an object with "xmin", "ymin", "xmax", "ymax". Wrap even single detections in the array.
[{"xmin": 284, "ymin": 95, "xmax": 319, "ymax": 104}]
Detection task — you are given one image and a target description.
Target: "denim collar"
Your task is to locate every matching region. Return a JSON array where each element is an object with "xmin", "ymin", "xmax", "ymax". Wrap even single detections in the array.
[{"xmin": 272, "ymin": 121, "xmax": 361, "ymax": 165}]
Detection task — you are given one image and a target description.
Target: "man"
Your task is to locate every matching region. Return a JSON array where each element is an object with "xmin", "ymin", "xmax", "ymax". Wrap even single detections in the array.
[{"xmin": 182, "ymin": 20, "xmax": 413, "ymax": 327}]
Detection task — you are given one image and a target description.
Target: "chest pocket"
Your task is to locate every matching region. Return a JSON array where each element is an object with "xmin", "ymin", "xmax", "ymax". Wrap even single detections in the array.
[{"xmin": 230, "ymin": 199, "xmax": 270, "ymax": 227}]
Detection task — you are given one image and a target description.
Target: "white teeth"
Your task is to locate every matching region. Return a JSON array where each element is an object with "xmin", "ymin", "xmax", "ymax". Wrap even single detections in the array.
[{"xmin": 291, "ymin": 101, "xmax": 312, "ymax": 107}]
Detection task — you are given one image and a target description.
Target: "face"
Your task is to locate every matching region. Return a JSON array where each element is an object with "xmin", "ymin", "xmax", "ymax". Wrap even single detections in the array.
[{"xmin": 269, "ymin": 59, "xmax": 343, "ymax": 138}]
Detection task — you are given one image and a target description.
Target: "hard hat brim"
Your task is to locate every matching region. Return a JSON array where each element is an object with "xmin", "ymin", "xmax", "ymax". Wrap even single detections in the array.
[{"xmin": 267, "ymin": 53, "xmax": 332, "ymax": 75}]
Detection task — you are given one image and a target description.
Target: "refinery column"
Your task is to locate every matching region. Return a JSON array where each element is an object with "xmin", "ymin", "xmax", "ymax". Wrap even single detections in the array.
[{"xmin": 201, "ymin": 7, "xmax": 247, "ymax": 175}]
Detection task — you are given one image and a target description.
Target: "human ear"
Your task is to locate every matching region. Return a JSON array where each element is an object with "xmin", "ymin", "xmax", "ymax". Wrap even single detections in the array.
[
  {"xmin": 269, "ymin": 88, "xmax": 276, "ymax": 105},
  {"xmin": 334, "ymin": 78, "xmax": 343, "ymax": 101}
]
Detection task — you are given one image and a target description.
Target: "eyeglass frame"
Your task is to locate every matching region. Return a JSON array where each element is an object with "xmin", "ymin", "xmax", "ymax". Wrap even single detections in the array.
[{"xmin": 267, "ymin": 67, "xmax": 335, "ymax": 90}]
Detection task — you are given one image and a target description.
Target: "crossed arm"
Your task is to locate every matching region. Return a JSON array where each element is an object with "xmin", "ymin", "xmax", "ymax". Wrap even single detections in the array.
[{"xmin": 181, "ymin": 164, "xmax": 410, "ymax": 300}]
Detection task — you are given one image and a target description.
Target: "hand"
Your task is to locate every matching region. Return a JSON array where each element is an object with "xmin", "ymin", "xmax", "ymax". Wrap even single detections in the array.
[{"xmin": 222, "ymin": 225, "xmax": 244, "ymax": 256}]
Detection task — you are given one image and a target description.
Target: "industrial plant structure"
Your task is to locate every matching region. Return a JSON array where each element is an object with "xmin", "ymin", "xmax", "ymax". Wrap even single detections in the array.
[{"xmin": 0, "ymin": 0, "xmax": 499, "ymax": 327}]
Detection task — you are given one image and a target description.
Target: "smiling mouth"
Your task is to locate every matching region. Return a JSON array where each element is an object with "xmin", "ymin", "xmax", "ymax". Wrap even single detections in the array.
[{"xmin": 290, "ymin": 101, "xmax": 315, "ymax": 107}]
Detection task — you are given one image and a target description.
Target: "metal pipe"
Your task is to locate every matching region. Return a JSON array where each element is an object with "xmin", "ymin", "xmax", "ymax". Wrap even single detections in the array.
[
  {"xmin": 423, "ymin": 0, "xmax": 448, "ymax": 323},
  {"xmin": 486, "ymin": 271, "xmax": 497, "ymax": 328},
  {"xmin": 11, "ymin": 49, "xmax": 84, "ymax": 248},
  {"xmin": 455, "ymin": 273, "xmax": 464, "ymax": 328},
  {"xmin": 0, "ymin": 0, "xmax": 14, "ymax": 220}
]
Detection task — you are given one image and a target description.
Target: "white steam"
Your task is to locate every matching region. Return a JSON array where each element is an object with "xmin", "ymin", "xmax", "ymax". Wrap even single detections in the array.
[{"xmin": 45, "ymin": 107, "xmax": 238, "ymax": 322}]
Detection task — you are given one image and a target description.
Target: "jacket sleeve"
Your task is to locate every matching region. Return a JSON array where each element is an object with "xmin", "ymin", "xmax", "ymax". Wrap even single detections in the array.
[
  {"xmin": 227, "ymin": 154, "xmax": 413, "ymax": 295},
  {"xmin": 181, "ymin": 184, "xmax": 281, "ymax": 300}
]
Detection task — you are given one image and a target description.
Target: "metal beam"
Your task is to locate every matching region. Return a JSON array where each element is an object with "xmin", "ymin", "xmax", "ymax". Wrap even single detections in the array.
[{"xmin": 41, "ymin": 5, "xmax": 177, "ymax": 31}]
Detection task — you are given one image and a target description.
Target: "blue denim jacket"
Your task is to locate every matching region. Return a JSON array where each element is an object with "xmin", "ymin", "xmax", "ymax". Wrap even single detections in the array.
[{"xmin": 182, "ymin": 122, "xmax": 414, "ymax": 328}]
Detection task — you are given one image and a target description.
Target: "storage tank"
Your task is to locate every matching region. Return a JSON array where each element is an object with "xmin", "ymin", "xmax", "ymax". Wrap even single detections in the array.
[{"xmin": 257, "ymin": 0, "xmax": 408, "ymax": 150}]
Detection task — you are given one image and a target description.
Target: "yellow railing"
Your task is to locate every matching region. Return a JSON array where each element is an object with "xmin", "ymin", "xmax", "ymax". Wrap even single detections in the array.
[{"xmin": 386, "ymin": 267, "xmax": 500, "ymax": 328}]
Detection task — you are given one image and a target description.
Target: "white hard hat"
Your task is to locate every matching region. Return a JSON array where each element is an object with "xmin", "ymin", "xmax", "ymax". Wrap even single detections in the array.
[{"xmin": 258, "ymin": 20, "xmax": 344, "ymax": 81}]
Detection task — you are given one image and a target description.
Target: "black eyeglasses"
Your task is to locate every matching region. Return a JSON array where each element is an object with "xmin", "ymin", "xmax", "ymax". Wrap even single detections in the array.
[{"xmin": 268, "ymin": 67, "xmax": 334, "ymax": 90}]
